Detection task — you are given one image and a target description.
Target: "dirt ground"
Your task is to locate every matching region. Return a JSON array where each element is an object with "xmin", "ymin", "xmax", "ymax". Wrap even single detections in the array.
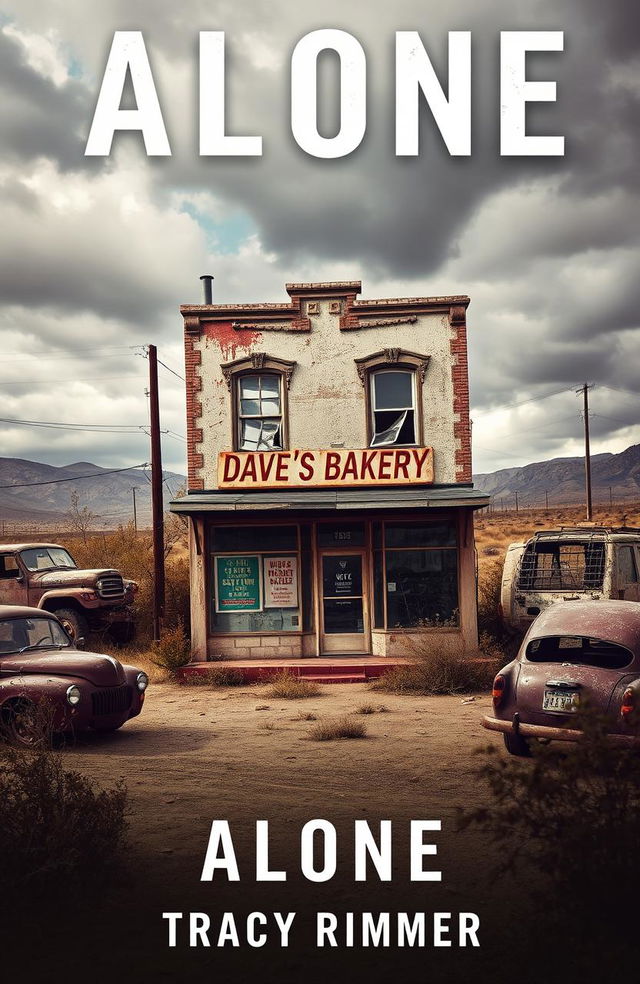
[{"xmin": 27, "ymin": 681, "xmax": 512, "ymax": 984}]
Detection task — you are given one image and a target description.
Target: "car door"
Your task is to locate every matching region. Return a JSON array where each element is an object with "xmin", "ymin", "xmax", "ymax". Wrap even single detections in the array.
[{"xmin": 0, "ymin": 553, "xmax": 27, "ymax": 606}]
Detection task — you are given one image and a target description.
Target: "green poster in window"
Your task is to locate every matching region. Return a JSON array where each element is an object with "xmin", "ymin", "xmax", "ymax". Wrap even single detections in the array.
[{"xmin": 215, "ymin": 555, "xmax": 262, "ymax": 612}]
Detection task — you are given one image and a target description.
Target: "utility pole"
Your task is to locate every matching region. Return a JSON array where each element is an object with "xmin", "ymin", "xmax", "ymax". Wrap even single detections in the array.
[
  {"xmin": 578, "ymin": 383, "xmax": 593, "ymax": 521},
  {"xmin": 609, "ymin": 486, "xmax": 613, "ymax": 509},
  {"xmin": 545, "ymin": 489, "xmax": 549, "ymax": 510},
  {"xmin": 148, "ymin": 344, "xmax": 165, "ymax": 641},
  {"xmin": 514, "ymin": 491, "xmax": 519, "ymax": 513},
  {"xmin": 131, "ymin": 487, "xmax": 138, "ymax": 532}
]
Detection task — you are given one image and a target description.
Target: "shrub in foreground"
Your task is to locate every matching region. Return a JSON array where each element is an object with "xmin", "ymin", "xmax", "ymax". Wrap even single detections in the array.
[
  {"xmin": 458, "ymin": 710, "xmax": 640, "ymax": 935},
  {"xmin": 0, "ymin": 745, "xmax": 127, "ymax": 904}
]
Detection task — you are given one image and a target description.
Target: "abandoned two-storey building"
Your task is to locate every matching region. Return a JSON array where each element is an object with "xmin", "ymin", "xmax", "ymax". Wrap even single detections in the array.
[{"xmin": 170, "ymin": 280, "xmax": 489, "ymax": 663}]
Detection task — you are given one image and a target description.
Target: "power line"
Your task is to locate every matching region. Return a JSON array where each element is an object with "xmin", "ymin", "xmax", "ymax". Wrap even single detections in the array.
[
  {"xmin": 472, "ymin": 386, "xmax": 574, "ymax": 418},
  {"xmin": 0, "ymin": 463, "xmax": 149, "ymax": 490},
  {"xmin": 157, "ymin": 358, "xmax": 185, "ymax": 381}
]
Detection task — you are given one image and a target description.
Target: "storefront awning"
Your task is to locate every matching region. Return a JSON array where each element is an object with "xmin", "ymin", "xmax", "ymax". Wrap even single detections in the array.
[{"xmin": 169, "ymin": 486, "xmax": 490, "ymax": 513}]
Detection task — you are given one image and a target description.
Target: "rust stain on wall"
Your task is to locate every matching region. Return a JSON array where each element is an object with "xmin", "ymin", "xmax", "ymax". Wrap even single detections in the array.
[{"xmin": 202, "ymin": 320, "xmax": 262, "ymax": 361}]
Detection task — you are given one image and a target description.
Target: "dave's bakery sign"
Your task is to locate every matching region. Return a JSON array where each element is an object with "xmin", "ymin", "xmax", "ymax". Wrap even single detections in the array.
[{"xmin": 218, "ymin": 448, "xmax": 434, "ymax": 490}]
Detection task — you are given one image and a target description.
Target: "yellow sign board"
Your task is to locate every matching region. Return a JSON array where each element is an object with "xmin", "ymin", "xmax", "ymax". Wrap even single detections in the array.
[{"xmin": 217, "ymin": 448, "xmax": 434, "ymax": 490}]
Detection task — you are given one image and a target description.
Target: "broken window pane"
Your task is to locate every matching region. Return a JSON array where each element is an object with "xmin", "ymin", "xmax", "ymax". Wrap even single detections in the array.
[{"xmin": 370, "ymin": 370, "xmax": 416, "ymax": 446}]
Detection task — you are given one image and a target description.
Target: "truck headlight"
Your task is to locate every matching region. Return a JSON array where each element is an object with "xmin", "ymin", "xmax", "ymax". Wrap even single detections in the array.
[
  {"xmin": 136, "ymin": 672, "xmax": 149, "ymax": 692},
  {"xmin": 66, "ymin": 685, "xmax": 81, "ymax": 706}
]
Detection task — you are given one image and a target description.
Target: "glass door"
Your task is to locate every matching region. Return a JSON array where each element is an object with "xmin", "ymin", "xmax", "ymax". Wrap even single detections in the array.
[{"xmin": 320, "ymin": 552, "xmax": 369, "ymax": 654}]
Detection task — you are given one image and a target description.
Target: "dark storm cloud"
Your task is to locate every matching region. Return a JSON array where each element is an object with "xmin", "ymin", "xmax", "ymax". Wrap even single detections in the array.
[{"xmin": 0, "ymin": 31, "xmax": 97, "ymax": 170}]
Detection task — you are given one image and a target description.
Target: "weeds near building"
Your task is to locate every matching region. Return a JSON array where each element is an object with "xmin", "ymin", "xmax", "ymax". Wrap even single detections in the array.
[
  {"xmin": 181, "ymin": 667, "xmax": 246, "ymax": 687},
  {"xmin": 372, "ymin": 647, "xmax": 498, "ymax": 695},
  {"xmin": 266, "ymin": 672, "xmax": 322, "ymax": 699},
  {"xmin": 150, "ymin": 622, "xmax": 191, "ymax": 672}
]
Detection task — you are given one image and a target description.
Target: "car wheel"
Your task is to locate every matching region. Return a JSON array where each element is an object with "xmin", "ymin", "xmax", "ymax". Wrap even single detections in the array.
[
  {"xmin": 53, "ymin": 608, "xmax": 89, "ymax": 643},
  {"xmin": 108, "ymin": 621, "xmax": 136, "ymax": 646},
  {"xmin": 2, "ymin": 699, "xmax": 49, "ymax": 748},
  {"xmin": 503, "ymin": 731, "xmax": 532, "ymax": 757}
]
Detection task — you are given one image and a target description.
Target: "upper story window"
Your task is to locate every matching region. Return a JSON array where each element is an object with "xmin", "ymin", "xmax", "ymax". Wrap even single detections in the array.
[
  {"xmin": 238, "ymin": 374, "xmax": 283, "ymax": 451},
  {"xmin": 371, "ymin": 369, "xmax": 417, "ymax": 446},
  {"xmin": 220, "ymin": 353, "xmax": 296, "ymax": 452},
  {"xmin": 355, "ymin": 348, "xmax": 431, "ymax": 449}
]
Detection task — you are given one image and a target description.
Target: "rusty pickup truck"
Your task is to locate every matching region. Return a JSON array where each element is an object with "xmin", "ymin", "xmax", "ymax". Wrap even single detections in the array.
[{"xmin": 0, "ymin": 543, "xmax": 137, "ymax": 643}]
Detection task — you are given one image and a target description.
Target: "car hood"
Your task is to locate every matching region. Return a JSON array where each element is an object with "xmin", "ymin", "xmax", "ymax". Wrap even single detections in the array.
[
  {"xmin": 31, "ymin": 568, "xmax": 120, "ymax": 588},
  {"xmin": 0, "ymin": 649, "xmax": 126, "ymax": 686}
]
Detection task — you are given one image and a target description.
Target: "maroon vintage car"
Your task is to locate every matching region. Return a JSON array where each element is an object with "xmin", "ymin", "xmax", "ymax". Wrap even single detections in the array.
[
  {"xmin": 484, "ymin": 600, "xmax": 640, "ymax": 756},
  {"xmin": 0, "ymin": 604, "xmax": 148, "ymax": 745}
]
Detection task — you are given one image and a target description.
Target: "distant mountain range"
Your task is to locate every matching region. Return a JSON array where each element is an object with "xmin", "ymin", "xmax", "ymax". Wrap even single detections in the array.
[
  {"xmin": 0, "ymin": 458, "xmax": 186, "ymax": 528},
  {"xmin": 473, "ymin": 444, "xmax": 640, "ymax": 507},
  {"xmin": 1, "ymin": 445, "xmax": 638, "ymax": 528}
]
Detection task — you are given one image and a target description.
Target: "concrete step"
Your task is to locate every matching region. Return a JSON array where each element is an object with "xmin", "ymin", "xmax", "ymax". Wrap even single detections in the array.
[{"xmin": 303, "ymin": 673, "xmax": 367, "ymax": 684}]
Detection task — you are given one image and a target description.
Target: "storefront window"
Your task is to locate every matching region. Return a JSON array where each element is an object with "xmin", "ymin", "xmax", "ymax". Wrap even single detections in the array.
[
  {"xmin": 209, "ymin": 524, "xmax": 303, "ymax": 633},
  {"xmin": 372, "ymin": 519, "xmax": 459, "ymax": 629}
]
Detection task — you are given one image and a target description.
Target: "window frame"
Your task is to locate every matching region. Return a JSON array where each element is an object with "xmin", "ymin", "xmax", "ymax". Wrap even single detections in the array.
[
  {"xmin": 354, "ymin": 349, "xmax": 430, "ymax": 449},
  {"xmin": 220, "ymin": 354, "xmax": 296, "ymax": 453},
  {"xmin": 236, "ymin": 371, "xmax": 284, "ymax": 453},
  {"xmin": 369, "ymin": 368, "xmax": 419, "ymax": 448}
]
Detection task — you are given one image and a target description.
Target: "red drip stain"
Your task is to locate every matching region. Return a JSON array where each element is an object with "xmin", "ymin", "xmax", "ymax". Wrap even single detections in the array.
[{"xmin": 202, "ymin": 320, "xmax": 262, "ymax": 360}]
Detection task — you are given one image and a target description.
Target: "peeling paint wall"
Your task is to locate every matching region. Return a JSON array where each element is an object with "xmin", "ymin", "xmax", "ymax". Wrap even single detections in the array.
[{"xmin": 191, "ymin": 300, "xmax": 461, "ymax": 490}]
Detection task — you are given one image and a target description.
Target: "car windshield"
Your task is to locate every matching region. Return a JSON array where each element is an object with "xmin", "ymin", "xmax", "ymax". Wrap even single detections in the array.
[
  {"xmin": 526, "ymin": 635, "xmax": 633, "ymax": 670},
  {"xmin": 0, "ymin": 617, "xmax": 72, "ymax": 654},
  {"xmin": 19, "ymin": 547, "xmax": 77, "ymax": 572}
]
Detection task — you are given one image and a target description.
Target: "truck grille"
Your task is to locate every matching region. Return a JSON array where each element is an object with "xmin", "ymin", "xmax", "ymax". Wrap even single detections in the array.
[
  {"xmin": 97, "ymin": 574, "xmax": 125, "ymax": 600},
  {"xmin": 92, "ymin": 685, "xmax": 132, "ymax": 716}
]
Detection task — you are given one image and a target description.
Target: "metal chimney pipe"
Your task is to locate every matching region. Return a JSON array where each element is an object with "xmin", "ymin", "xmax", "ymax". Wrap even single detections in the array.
[{"xmin": 200, "ymin": 275, "xmax": 214, "ymax": 305}]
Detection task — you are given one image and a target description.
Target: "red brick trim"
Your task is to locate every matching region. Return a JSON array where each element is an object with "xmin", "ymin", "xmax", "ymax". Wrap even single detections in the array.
[
  {"xmin": 450, "ymin": 305, "xmax": 472, "ymax": 484},
  {"xmin": 184, "ymin": 334, "xmax": 204, "ymax": 491}
]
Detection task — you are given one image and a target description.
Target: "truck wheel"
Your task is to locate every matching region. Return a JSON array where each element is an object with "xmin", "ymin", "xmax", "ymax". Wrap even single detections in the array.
[
  {"xmin": 53, "ymin": 608, "xmax": 89, "ymax": 644},
  {"xmin": 503, "ymin": 731, "xmax": 532, "ymax": 757},
  {"xmin": 109, "ymin": 621, "xmax": 136, "ymax": 646}
]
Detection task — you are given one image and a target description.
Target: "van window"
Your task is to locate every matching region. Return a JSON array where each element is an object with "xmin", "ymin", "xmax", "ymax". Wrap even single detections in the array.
[
  {"xmin": 518, "ymin": 541, "xmax": 605, "ymax": 591},
  {"xmin": 617, "ymin": 546, "xmax": 639, "ymax": 584},
  {"xmin": 526, "ymin": 636, "xmax": 632, "ymax": 670}
]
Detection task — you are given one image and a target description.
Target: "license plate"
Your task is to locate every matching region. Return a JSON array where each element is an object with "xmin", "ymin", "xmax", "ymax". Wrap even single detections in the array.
[{"xmin": 542, "ymin": 690, "xmax": 580, "ymax": 712}]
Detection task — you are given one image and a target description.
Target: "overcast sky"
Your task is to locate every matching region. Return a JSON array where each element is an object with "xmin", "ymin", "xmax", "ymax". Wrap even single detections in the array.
[{"xmin": 0, "ymin": 0, "xmax": 638, "ymax": 479}]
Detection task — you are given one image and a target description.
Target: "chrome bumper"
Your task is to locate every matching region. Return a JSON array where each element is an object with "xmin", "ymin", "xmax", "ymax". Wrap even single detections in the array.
[{"xmin": 482, "ymin": 714, "xmax": 640, "ymax": 747}]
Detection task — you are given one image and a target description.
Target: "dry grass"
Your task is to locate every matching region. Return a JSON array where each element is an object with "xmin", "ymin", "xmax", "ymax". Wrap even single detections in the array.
[
  {"xmin": 180, "ymin": 667, "xmax": 246, "ymax": 687},
  {"xmin": 294, "ymin": 711, "xmax": 318, "ymax": 721},
  {"xmin": 266, "ymin": 672, "xmax": 322, "ymax": 699},
  {"xmin": 371, "ymin": 647, "xmax": 499, "ymax": 696},
  {"xmin": 308, "ymin": 715, "xmax": 368, "ymax": 741},
  {"xmin": 149, "ymin": 623, "xmax": 191, "ymax": 674},
  {"xmin": 355, "ymin": 702, "xmax": 391, "ymax": 715}
]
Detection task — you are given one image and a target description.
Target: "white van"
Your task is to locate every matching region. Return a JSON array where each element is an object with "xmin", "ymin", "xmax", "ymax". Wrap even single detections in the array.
[{"xmin": 500, "ymin": 526, "xmax": 640, "ymax": 633}]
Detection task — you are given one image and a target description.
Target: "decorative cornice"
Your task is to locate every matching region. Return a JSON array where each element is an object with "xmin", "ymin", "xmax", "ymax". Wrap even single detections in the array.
[
  {"xmin": 220, "ymin": 354, "xmax": 297, "ymax": 391},
  {"xmin": 354, "ymin": 349, "xmax": 431, "ymax": 386}
]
